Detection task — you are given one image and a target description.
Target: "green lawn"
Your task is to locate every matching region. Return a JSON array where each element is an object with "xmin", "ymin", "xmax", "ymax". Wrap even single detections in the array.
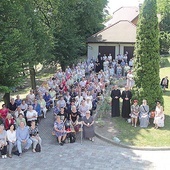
[{"xmin": 112, "ymin": 56, "xmax": 170, "ymax": 147}]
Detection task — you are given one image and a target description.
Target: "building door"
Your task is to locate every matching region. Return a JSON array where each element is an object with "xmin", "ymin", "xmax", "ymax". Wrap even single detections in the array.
[
  {"xmin": 124, "ymin": 46, "xmax": 134, "ymax": 62},
  {"xmin": 99, "ymin": 46, "xmax": 115, "ymax": 59}
]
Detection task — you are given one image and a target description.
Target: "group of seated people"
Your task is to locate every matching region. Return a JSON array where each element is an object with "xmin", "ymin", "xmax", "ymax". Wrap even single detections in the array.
[
  {"xmin": 0, "ymin": 58, "xmax": 113, "ymax": 155},
  {"xmin": 130, "ymin": 100, "xmax": 165, "ymax": 129},
  {"xmin": 52, "ymin": 100, "xmax": 95, "ymax": 146},
  {"xmin": 0, "ymin": 120, "xmax": 42, "ymax": 158}
]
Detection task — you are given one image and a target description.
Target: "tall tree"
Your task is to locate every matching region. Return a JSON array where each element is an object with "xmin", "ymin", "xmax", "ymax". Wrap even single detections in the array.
[
  {"xmin": 159, "ymin": 0, "xmax": 170, "ymax": 54},
  {"xmin": 0, "ymin": 0, "xmax": 52, "ymax": 106},
  {"xmin": 16, "ymin": 0, "xmax": 53, "ymax": 90},
  {"xmin": 35, "ymin": 0, "xmax": 108, "ymax": 70},
  {"xmin": 133, "ymin": 0, "xmax": 163, "ymax": 110},
  {"xmin": 0, "ymin": 0, "xmax": 26, "ymax": 105}
]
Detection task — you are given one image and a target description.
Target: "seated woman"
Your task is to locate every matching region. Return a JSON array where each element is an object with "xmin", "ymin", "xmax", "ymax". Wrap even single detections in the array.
[
  {"xmin": 53, "ymin": 105, "xmax": 60, "ymax": 117},
  {"xmin": 70, "ymin": 106, "xmax": 80, "ymax": 132},
  {"xmin": 57, "ymin": 107, "xmax": 68, "ymax": 123},
  {"xmin": 85, "ymin": 97, "xmax": 93, "ymax": 116},
  {"xmin": 0, "ymin": 104, "xmax": 9, "ymax": 122},
  {"xmin": 0, "ymin": 124, "xmax": 7, "ymax": 158},
  {"xmin": 16, "ymin": 113, "xmax": 26, "ymax": 128},
  {"xmin": 7, "ymin": 124, "xmax": 17, "ymax": 158},
  {"xmin": 26, "ymin": 105, "xmax": 38, "ymax": 126},
  {"xmin": 15, "ymin": 95, "xmax": 22, "ymax": 107},
  {"xmin": 20, "ymin": 100, "xmax": 28, "ymax": 118},
  {"xmin": 130, "ymin": 100, "xmax": 139, "ymax": 127},
  {"xmin": 78, "ymin": 100, "xmax": 88, "ymax": 118},
  {"xmin": 139, "ymin": 100, "xmax": 149, "ymax": 128},
  {"xmin": 8, "ymin": 98, "xmax": 17, "ymax": 116},
  {"xmin": 29, "ymin": 121, "xmax": 42, "ymax": 153},
  {"xmin": 57, "ymin": 96, "xmax": 66, "ymax": 109},
  {"xmin": 4, "ymin": 113, "xmax": 14, "ymax": 130},
  {"xmin": 14, "ymin": 106, "xmax": 24, "ymax": 120},
  {"xmin": 82, "ymin": 111, "xmax": 95, "ymax": 142},
  {"xmin": 49, "ymin": 88, "xmax": 56, "ymax": 108},
  {"xmin": 43, "ymin": 91, "xmax": 52, "ymax": 110},
  {"xmin": 32, "ymin": 99, "xmax": 41, "ymax": 118},
  {"xmin": 153, "ymin": 101, "xmax": 165, "ymax": 129},
  {"xmin": 53, "ymin": 116, "xmax": 67, "ymax": 146},
  {"xmin": 38, "ymin": 95, "xmax": 47, "ymax": 118},
  {"xmin": 70, "ymin": 106, "xmax": 79, "ymax": 126}
]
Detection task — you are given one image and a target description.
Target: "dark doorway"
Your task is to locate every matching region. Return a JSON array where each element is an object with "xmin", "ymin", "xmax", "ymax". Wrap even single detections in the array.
[
  {"xmin": 99, "ymin": 46, "xmax": 115, "ymax": 59},
  {"xmin": 124, "ymin": 46, "xmax": 135, "ymax": 62}
]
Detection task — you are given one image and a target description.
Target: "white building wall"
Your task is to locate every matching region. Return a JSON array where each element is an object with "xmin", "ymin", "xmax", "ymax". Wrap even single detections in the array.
[
  {"xmin": 87, "ymin": 43, "xmax": 99, "ymax": 60},
  {"xmin": 87, "ymin": 43, "xmax": 135, "ymax": 60}
]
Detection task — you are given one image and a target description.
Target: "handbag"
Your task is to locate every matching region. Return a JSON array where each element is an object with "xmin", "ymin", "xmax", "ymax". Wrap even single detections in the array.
[
  {"xmin": 35, "ymin": 143, "xmax": 41, "ymax": 152},
  {"xmin": 67, "ymin": 133, "xmax": 76, "ymax": 143},
  {"xmin": 150, "ymin": 111, "xmax": 155, "ymax": 118},
  {"xmin": 74, "ymin": 124, "xmax": 80, "ymax": 132}
]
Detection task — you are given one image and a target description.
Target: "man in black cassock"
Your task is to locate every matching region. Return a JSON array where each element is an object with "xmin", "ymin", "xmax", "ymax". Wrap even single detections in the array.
[
  {"xmin": 95, "ymin": 59, "xmax": 101, "ymax": 73},
  {"xmin": 97, "ymin": 53, "xmax": 103, "ymax": 71},
  {"xmin": 121, "ymin": 86, "xmax": 132, "ymax": 119},
  {"xmin": 111, "ymin": 85, "xmax": 121, "ymax": 117}
]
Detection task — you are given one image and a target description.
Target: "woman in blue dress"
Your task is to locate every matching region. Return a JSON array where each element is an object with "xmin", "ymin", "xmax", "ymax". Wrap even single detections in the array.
[
  {"xmin": 43, "ymin": 91, "xmax": 52, "ymax": 109},
  {"xmin": 54, "ymin": 116, "xmax": 67, "ymax": 145},
  {"xmin": 139, "ymin": 100, "xmax": 149, "ymax": 128}
]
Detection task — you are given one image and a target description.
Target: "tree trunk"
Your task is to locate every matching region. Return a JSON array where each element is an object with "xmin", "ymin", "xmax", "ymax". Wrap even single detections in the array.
[
  {"xmin": 60, "ymin": 62, "xmax": 66, "ymax": 72},
  {"xmin": 29, "ymin": 64, "xmax": 36, "ymax": 90},
  {"xmin": 3, "ymin": 93, "xmax": 10, "ymax": 107}
]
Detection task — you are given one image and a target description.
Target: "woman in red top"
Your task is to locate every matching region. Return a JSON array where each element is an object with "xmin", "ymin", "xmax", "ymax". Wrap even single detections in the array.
[
  {"xmin": 4, "ymin": 113, "xmax": 14, "ymax": 130},
  {"xmin": 0, "ymin": 104, "xmax": 9, "ymax": 120}
]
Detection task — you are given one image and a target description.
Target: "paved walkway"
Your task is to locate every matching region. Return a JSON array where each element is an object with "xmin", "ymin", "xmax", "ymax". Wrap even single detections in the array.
[{"xmin": 0, "ymin": 109, "xmax": 170, "ymax": 170}]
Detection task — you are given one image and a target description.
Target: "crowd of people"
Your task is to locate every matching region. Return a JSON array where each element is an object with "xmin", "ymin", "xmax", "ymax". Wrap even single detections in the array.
[
  {"xmin": 0, "ymin": 54, "xmax": 114, "ymax": 158},
  {"xmin": 89, "ymin": 52, "xmax": 134, "ymax": 80},
  {"xmin": 0, "ymin": 52, "xmax": 167, "ymax": 158}
]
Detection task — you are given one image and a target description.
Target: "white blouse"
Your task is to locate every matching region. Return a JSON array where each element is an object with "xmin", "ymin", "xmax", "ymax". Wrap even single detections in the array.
[{"xmin": 7, "ymin": 130, "xmax": 16, "ymax": 142}]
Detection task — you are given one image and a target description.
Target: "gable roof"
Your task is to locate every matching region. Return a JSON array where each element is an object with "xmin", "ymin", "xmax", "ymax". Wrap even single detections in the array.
[
  {"xmin": 105, "ymin": 6, "xmax": 139, "ymax": 27},
  {"xmin": 87, "ymin": 20, "xmax": 136, "ymax": 43}
]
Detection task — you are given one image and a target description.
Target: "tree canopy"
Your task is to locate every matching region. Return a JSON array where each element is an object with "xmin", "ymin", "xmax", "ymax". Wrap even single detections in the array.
[{"xmin": 0, "ymin": 0, "xmax": 108, "ymax": 102}]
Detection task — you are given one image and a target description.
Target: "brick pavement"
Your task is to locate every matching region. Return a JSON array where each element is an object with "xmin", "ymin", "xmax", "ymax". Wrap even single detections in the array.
[{"xmin": 0, "ymin": 109, "xmax": 170, "ymax": 170}]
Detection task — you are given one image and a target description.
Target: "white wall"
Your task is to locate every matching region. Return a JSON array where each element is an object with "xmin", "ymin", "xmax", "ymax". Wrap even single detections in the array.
[{"xmin": 87, "ymin": 43, "xmax": 135, "ymax": 60}]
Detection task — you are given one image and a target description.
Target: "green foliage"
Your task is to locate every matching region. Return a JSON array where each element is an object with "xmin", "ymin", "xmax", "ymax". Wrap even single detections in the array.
[
  {"xmin": 160, "ymin": 56, "xmax": 170, "ymax": 67},
  {"xmin": 0, "ymin": 0, "xmax": 108, "ymax": 94},
  {"xmin": 157, "ymin": 0, "xmax": 170, "ymax": 15},
  {"xmin": 133, "ymin": 0, "xmax": 163, "ymax": 110},
  {"xmin": 158, "ymin": 0, "xmax": 170, "ymax": 54},
  {"xmin": 0, "ymin": 0, "xmax": 53, "ymax": 92},
  {"xmin": 37, "ymin": 0, "xmax": 108, "ymax": 70},
  {"xmin": 0, "ymin": 0, "xmax": 25, "ymax": 93},
  {"xmin": 159, "ymin": 31, "xmax": 170, "ymax": 54}
]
